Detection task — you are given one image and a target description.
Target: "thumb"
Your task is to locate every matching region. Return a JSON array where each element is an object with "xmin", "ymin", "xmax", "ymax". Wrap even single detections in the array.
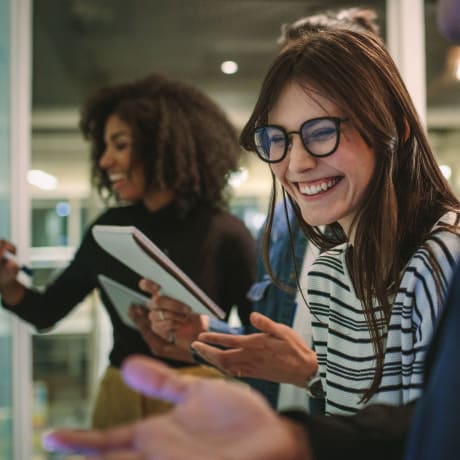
[
  {"xmin": 121, "ymin": 355, "xmax": 190, "ymax": 404},
  {"xmin": 250, "ymin": 312, "xmax": 288, "ymax": 338},
  {"xmin": 139, "ymin": 278, "xmax": 161, "ymax": 297}
]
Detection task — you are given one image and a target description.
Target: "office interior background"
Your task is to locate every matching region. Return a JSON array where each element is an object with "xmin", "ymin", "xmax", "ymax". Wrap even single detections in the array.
[{"xmin": 1, "ymin": 0, "xmax": 459, "ymax": 458}]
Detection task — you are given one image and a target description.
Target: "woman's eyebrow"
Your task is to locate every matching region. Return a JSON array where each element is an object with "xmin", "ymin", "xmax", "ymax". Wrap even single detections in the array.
[{"xmin": 107, "ymin": 131, "xmax": 131, "ymax": 142}]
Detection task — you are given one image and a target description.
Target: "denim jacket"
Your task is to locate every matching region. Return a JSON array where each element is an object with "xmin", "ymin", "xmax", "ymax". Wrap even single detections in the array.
[{"xmin": 208, "ymin": 201, "xmax": 307, "ymax": 408}]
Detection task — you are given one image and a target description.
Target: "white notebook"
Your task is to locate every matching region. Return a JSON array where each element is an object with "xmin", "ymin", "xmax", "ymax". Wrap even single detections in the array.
[
  {"xmin": 92, "ymin": 225, "xmax": 225, "ymax": 319},
  {"xmin": 98, "ymin": 274, "xmax": 149, "ymax": 329}
]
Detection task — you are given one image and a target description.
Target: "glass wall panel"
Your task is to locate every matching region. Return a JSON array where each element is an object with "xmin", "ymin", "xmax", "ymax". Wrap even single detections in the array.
[{"xmin": 0, "ymin": 0, "xmax": 13, "ymax": 457}]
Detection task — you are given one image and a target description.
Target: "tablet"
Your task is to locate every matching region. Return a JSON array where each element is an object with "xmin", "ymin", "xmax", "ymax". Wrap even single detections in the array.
[
  {"xmin": 98, "ymin": 274, "xmax": 149, "ymax": 329},
  {"xmin": 92, "ymin": 225, "xmax": 225, "ymax": 319}
]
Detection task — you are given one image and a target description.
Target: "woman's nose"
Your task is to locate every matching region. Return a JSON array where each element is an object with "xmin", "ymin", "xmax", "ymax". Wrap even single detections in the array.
[
  {"xmin": 98, "ymin": 148, "xmax": 112, "ymax": 169},
  {"xmin": 287, "ymin": 135, "xmax": 317, "ymax": 172}
]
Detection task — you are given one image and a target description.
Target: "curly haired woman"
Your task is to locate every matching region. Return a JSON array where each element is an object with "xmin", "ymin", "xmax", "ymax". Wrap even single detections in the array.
[{"xmin": 0, "ymin": 73, "xmax": 255, "ymax": 427}]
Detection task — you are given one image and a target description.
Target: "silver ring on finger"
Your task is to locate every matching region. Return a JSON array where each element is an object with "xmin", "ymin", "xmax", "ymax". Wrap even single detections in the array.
[
  {"xmin": 168, "ymin": 330, "xmax": 176, "ymax": 345},
  {"xmin": 158, "ymin": 310, "xmax": 165, "ymax": 321}
]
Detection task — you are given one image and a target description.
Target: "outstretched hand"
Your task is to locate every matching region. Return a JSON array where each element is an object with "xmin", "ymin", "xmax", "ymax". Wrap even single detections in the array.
[
  {"xmin": 43, "ymin": 355, "xmax": 312, "ymax": 460},
  {"xmin": 192, "ymin": 312, "xmax": 317, "ymax": 385}
]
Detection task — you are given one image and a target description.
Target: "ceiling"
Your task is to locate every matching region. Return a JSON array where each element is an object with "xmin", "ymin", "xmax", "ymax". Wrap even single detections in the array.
[
  {"xmin": 31, "ymin": 0, "xmax": 460, "ymax": 200},
  {"xmin": 32, "ymin": 0, "xmax": 387, "ymax": 109}
]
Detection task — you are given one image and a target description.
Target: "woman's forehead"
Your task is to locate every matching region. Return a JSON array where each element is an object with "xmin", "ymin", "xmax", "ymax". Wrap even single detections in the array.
[{"xmin": 268, "ymin": 82, "xmax": 339, "ymax": 121}]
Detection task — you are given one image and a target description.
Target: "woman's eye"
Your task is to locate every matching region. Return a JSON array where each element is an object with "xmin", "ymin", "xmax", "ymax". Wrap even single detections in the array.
[
  {"xmin": 270, "ymin": 135, "xmax": 285, "ymax": 144},
  {"xmin": 308, "ymin": 128, "xmax": 335, "ymax": 142},
  {"xmin": 115, "ymin": 142, "xmax": 129, "ymax": 151}
]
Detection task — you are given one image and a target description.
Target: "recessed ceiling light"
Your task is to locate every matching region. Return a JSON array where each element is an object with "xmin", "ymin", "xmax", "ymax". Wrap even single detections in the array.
[{"xmin": 221, "ymin": 60, "xmax": 238, "ymax": 75}]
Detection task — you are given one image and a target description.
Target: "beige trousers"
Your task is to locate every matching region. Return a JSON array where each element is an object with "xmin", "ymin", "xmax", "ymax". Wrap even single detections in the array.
[{"xmin": 91, "ymin": 364, "xmax": 225, "ymax": 429}]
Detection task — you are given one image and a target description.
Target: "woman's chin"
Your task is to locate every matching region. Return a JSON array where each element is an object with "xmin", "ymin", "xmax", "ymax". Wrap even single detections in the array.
[{"xmin": 300, "ymin": 210, "xmax": 338, "ymax": 228}]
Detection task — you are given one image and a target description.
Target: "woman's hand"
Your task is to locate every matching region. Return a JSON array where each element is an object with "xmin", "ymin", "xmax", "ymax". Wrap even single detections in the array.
[
  {"xmin": 192, "ymin": 312, "xmax": 317, "ymax": 386},
  {"xmin": 129, "ymin": 305, "xmax": 194, "ymax": 363},
  {"xmin": 0, "ymin": 239, "xmax": 26, "ymax": 305},
  {"xmin": 139, "ymin": 278, "xmax": 209, "ymax": 345},
  {"xmin": 0, "ymin": 240, "xmax": 20, "ymax": 286}
]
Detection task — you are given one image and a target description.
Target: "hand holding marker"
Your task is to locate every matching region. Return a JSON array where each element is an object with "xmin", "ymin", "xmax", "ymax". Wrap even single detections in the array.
[{"xmin": 2, "ymin": 250, "xmax": 33, "ymax": 277}]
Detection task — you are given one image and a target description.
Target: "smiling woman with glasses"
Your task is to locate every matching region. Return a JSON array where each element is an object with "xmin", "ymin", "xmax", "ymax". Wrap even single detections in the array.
[{"xmin": 192, "ymin": 28, "xmax": 460, "ymax": 417}]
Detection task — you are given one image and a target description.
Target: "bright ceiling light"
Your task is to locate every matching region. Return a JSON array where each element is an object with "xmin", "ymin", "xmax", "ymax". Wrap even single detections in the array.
[
  {"xmin": 221, "ymin": 60, "xmax": 238, "ymax": 75},
  {"xmin": 440, "ymin": 164, "xmax": 452, "ymax": 180},
  {"xmin": 27, "ymin": 169, "xmax": 58, "ymax": 190}
]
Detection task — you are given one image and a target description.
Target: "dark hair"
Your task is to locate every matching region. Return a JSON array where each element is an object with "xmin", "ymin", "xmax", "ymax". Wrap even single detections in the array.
[
  {"xmin": 240, "ymin": 29, "xmax": 460, "ymax": 401},
  {"xmin": 278, "ymin": 7, "xmax": 381, "ymax": 51},
  {"xmin": 269, "ymin": 7, "xmax": 382, "ymax": 289},
  {"xmin": 80, "ymin": 73, "xmax": 241, "ymax": 210}
]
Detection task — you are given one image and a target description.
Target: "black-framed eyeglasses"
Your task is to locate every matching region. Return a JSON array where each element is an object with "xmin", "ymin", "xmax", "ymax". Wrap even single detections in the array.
[{"xmin": 254, "ymin": 116, "xmax": 349, "ymax": 163}]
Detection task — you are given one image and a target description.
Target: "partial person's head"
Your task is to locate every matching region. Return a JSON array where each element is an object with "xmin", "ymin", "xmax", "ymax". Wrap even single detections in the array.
[
  {"xmin": 437, "ymin": 0, "xmax": 460, "ymax": 43},
  {"xmin": 80, "ymin": 73, "xmax": 241, "ymax": 211},
  {"xmin": 278, "ymin": 7, "xmax": 380, "ymax": 52}
]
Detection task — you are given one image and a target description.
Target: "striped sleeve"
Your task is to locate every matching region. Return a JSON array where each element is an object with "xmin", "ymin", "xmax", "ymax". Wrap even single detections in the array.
[
  {"xmin": 395, "ymin": 227, "xmax": 460, "ymax": 404},
  {"xmin": 306, "ymin": 212, "xmax": 460, "ymax": 415}
]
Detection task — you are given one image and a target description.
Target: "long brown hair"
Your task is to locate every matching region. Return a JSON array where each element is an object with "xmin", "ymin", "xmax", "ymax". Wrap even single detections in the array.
[{"xmin": 240, "ymin": 29, "xmax": 460, "ymax": 400}]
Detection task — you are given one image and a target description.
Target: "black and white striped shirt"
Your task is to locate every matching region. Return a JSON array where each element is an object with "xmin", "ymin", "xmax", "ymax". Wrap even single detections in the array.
[{"xmin": 307, "ymin": 212, "xmax": 460, "ymax": 415}]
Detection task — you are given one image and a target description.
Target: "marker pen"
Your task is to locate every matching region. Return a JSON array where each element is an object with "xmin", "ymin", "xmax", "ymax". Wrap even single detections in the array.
[{"xmin": 2, "ymin": 251, "xmax": 34, "ymax": 276}]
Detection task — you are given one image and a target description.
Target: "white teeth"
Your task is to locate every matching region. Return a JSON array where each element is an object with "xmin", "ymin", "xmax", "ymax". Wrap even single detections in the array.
[
  {"xmin": 299, "ymin": 178, "xmax": 337, "ymax": 196},
  {"xmin": 109, "ymin": 173, "xmax": 126, "ymax": 182}
]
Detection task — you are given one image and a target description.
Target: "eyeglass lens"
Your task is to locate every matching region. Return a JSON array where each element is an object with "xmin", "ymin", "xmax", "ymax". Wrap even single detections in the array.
[{"xmin": 254, "ymin": 117, "xmax": 340, "ymax": 162}]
